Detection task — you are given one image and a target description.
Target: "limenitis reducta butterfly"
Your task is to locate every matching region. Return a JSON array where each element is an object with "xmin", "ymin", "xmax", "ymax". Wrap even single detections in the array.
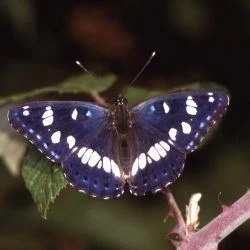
[{"xmin": 8, "ymin": 91, "xmax": 229, "ymax": 199}]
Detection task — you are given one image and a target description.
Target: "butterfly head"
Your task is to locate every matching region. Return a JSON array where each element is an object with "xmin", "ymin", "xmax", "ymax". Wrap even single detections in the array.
[{"xmin": 115, "ymin": 95, "xmax": 128, "ymax": 106}]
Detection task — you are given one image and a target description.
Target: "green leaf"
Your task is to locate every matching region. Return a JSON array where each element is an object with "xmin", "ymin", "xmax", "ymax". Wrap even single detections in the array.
[
  {"xmin": 125, "ymin": 86, "xmax": 164, "ymax": 105},
  {"xmin": 0, "ymin": 73, "xmax": 116, "ymax": 105},
  {"xmin": 58, "ymin": 73, "xmax": 116, "ymax": 93},
  {"xmin": 22, "ymin": 146, "xmax": 68, "ymax": 219}
]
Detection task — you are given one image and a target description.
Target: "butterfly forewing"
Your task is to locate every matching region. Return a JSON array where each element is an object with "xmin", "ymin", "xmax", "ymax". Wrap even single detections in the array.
[
  {"xmin": 132, "ymin": 91, "xmax": 229, "ymax": 153},
  {"xmin": 8, "ymin": 101, "xmax": 108, "ymax": 162}
]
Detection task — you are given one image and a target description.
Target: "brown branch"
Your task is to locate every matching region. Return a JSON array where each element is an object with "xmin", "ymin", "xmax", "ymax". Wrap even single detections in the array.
[
  {"xmin": 164, "ymin": 190, "xmax": 250, "ymax": 250},
  {"xmin": 90, "ymin": 91, "xmax": 109, "ymax": 107},
  {"xmin": 163, "ymin": 187, "xmax": 187, "ymax": 245},
  {"xmin": 178, "ymin": 190, "xmax": 250, "ymax": 250}
]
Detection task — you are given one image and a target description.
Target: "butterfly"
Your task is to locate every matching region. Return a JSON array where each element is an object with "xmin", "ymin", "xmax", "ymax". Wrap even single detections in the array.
[{"xmin": 7, "ymin": 90, "xmax": 229, "ymax": 199}]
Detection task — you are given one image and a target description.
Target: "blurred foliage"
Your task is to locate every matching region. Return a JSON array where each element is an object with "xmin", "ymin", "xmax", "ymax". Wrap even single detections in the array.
[
  {"xmin": 0, "ymin": 73, "xmax": 116, "ymax": 105},
  {"xmin": 0, "ymin": 0, "xmax": 250, "ymax": 250},
  {"xmin": 0, "ymin": 104, "xmax": 27, "ymax": 176}
]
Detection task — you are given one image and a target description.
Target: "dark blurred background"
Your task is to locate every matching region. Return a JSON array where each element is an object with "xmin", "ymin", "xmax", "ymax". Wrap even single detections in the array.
[{"xmin": 0, "ymin": 1, "xmax": 250, "ymax": 249}]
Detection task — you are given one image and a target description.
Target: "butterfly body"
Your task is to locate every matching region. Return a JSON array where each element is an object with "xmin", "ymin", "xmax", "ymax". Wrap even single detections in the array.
[{"xmin": 8, "ymin": 91, "xmax": 229, "ymax": 199}]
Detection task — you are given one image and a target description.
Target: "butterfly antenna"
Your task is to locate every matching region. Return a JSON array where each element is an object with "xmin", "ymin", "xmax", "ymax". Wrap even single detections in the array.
[
  {"xmin": 121, "ymin": 51, "xmax": 156, "ymax": 96},
  {"xmin": 76, "ymin": 60, "xmax": 92, "ymax": 74}
]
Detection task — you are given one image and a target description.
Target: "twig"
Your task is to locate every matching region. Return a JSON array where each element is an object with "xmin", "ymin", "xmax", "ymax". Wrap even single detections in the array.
[
  {"xmin": 177, "ymin": 190, "xmax": 250, "ymax": 250},
  {"xmin": 163, "ymin": 187, "xmax": 187, "ymax": 246},
  {"xmin": 164, "ymin": 189, "xmax": 250, "ymax": 250},
  {"xmin": 90, "ymin": 91, "xmax": 109, "ymax": 107}
]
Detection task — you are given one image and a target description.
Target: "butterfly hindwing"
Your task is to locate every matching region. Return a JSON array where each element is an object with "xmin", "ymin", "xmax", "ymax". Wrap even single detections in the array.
[
  {"xmin": 8, "ymin": 101, "xmax": 109, "ymax": 162},
  {"xmin": 127, "ymin": 125, "xmax": 186, "ymax": 195},
  {"xmin": 62, "ymin": 127, "xmax": 125, "ymax": 199},
  {"xmin": 132, "ymin": 91, "xmax": 229, "ymax": 153}
]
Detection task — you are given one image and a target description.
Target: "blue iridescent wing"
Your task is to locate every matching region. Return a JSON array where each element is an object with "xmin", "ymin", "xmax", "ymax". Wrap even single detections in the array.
[
  {"xmin": 127, "ymin": 125, "xmax": 186, "ymax": 195},
  {"xmin": 8, "ymin": 101, "xmax": 107, "ymax": 162},
  {"xmin": 8, "ymin": 102, "xmax": 125, "ymax": 198},
  {"xmin": 128, "ymin": 91, "xmax": 229, "ymax": 195},
  {"xmin": 62, "ymin": 127, "xmax": 125, "ymax": 199}
]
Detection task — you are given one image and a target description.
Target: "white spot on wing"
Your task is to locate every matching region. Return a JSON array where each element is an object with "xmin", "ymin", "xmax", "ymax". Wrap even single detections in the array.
[
  {"xmin": 160, "ymin": 141, "xmax": 170, "ymax": 151},
  {"xmin": 208, "ymin": 92, "xmax": 213, "ymax": 96},
  {"xmin": 81, "ymin": 149, "xmax": 93, "ymax": 164},
  {"xmin": 103, "ymin": 156, "xmax": 111, "ymax": 173},
  {"xmin": 97, "ymin": 161, "xmax": 102, "ymax": 169},
  {"xmin": 42, "ymin": 108, "xmax": 54, "ymax": 126},
  {"xmin": 23, "ymin": 110, "xmax": 30, "ymax": 116},
  {"xmin": 111, "ymin": 160, "xmax": 120, "ymax": 177},
  {"xmin": 131, "ymin": 157, "xmax": 139, "ymax": 176},
  {"xmin": 147, "ymin": 156, "xmax": 152, "ymax": 164},
  {"xmin": 187, "ymin": 96, "xmax": 197, "ymax": 106},
  {"xmin": 22, "ymin": 106, "xmax": 29, "ymax": 109},
  {"xmin": 186, "ymin": 96, "xmax": 198, "ymax": 115},
  {"xmin": 43, "ymin": 116, "xmax": 54, "ymax": 126},
  {"xmin": 67, "ymin": 135, "xmax": 76, "ymax": 149},
  {"xmin": 78, "ymin": 147, "xmax": 87, "ymax": 158},
  {"xmin": 154, "ymin": 143, "xmax": 167, "ymax": 157},
  {"xmin": 169, "ymin": 128, "xmax": 177, "ymax": 141},
  {"xmin": 208, "ymin": 96, "xmax": 215, "ymax": 103},
  {"xmin": 163, "ymin": 102, "xmax": 170, "ymax": 113},
  {"xmin": 186, "ymin": 106, "xmax": 197, "ymax": 115},
  {"xmin": 147, "ymin": 146, "xmax": 160, "ymax": 161},
  {"xmin": 181, "ymin": 122, "xmax": 192, "ymax": 134},
  {"xmin": 88, "ymin": 151, "xmax": 101, "ymax": 167},
  {"xmin": 138, "ymin": 153, "xmax": 147, "ymax": 170},
  {"xmin": 42, "ymin": 109, "xmax": 53, "ymax": 119},
  {"xmin": 72, "ymin": 108, "xmax": 78, "ymax": 120},
  {"xmin": 51, "ymin": 131, "xmax": 61, "ymax": 144}
]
